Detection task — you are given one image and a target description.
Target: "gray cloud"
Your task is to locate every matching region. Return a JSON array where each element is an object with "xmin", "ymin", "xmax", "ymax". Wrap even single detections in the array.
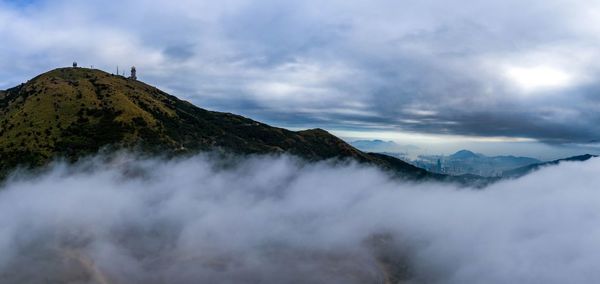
[
  {"xmin": 0, "ymin": 153, "xmax": 600, "ymax": 283},
  {"xmin": 1, "ymin": 0, "xmax": 600, "ymax": 143}
]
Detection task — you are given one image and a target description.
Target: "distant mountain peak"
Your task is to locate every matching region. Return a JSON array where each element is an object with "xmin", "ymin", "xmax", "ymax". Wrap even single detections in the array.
[
  {"xmin": 350, "ymin": 139, "xmax": 419, "ymax": 153},
  {"xmin": 450, "ymin": 149, "xmax": 480, "ymax": 159}
]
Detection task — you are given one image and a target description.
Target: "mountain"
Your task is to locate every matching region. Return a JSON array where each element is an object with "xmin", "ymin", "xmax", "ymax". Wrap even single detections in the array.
[
  {"xmin": 449, "ymin": 149, "xmax": 480, "ymax": 159},
  {"xmin": 414, "ymin": 150, "xmax": 540, "ymax": 177},
  {"xmin": 502, "ymin": 154, "xmax": 597, "ymax": 178},
  {"xmin": 350, "ymin": 140, "xmax": 419, "ymax": 153},
  {"xmin": 0, "ymin": 67, "xmax": 444, "ymax": 181}
]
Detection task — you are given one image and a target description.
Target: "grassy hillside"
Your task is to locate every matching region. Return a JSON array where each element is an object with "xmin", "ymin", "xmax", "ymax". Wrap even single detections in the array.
[{"xmin": 0, "ymin": 67, "xmax": 442, "ymax": 180}]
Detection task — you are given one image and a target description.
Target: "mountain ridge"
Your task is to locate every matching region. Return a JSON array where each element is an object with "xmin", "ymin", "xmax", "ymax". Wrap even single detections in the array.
[
  {"xmin": 502, "ymin": 154, "xmax": 597, "ymax": 178},
  {"xmin": 449, "ymin": 149, "xmax": 481, "ymax": 159},
  {"xmin": 0, "ymin": 67, "xmax": 446, "ymax": 181}
]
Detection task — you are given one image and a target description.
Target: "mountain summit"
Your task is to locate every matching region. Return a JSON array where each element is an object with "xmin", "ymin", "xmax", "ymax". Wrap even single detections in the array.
[
  {"xmin": 0, "ymin": 67, "xmax": 437, "ymax": 180},
  {"xmin": 449, "ymin": 150, "xmax": 480, "ymax": 159}
]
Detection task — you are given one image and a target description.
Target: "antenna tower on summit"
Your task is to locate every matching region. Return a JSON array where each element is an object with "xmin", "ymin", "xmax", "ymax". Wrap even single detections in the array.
[{"xmin": 130, "ymin": 66, "xmax": 137, "ymax": 80}]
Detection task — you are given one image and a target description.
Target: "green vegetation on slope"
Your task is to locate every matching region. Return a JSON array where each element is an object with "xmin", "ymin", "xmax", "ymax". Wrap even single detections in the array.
[{"xmin": 0, "ymin": 67, "xmax": 441, "ymax": 181}]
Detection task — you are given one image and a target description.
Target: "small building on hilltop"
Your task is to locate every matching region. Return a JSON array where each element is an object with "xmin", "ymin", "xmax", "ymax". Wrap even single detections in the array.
[{"xmin": 130, "ymin": 66, "xmax": 137, "ymax": 80}]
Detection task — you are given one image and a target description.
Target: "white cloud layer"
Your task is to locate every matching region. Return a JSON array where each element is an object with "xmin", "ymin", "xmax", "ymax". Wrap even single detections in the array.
[{"xmin": 0, "ymin": 153, "xmax": 599, "ymax": 283}]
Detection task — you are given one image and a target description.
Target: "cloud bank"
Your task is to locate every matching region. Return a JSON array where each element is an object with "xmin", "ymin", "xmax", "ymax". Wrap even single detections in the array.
[
  {"xmin": 0, "ymin": 153, "xmax": 599, "ymax": 283},
  {"xmin": 2, "ymin": 0, "xmax": 600, "ymax": 144}
]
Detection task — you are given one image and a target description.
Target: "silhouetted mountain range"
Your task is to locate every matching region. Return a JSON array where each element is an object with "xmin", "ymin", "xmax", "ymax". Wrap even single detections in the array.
[
  {"xmin": 502, "ymin": 154, "xmax": 597, "ymax": 178},
  {"xmin": 350, "ymin": 139, "xmax": 419, "ymax": 153},
  {"xmin": 449, "ymin": 150, "xmax": 480, "ymax": 159}
]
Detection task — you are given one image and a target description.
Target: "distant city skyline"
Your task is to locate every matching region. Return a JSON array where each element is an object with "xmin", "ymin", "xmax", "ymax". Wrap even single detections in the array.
[{"xmin": 2, "ymin": 0, "xmax": 600, "ymax": 159}]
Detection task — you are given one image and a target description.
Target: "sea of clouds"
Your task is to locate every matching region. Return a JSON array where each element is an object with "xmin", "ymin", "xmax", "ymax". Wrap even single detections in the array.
[{"xmin": 0, "ymin": 153, "xmax": 599, "ymax": 283}]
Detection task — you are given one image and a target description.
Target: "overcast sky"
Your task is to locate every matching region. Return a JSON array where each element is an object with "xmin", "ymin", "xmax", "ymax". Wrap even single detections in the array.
[{"xmin": 1, "ymin": 0, "xmax": 600, "ymax": 159}]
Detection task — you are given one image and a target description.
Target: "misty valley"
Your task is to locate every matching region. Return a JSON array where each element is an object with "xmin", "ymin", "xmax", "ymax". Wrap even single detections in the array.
[
  {"xmin": 1, "ymin": 153, "xmax": 599, "ymax": 283},
  {"xmin": 0, "ymin": 64, "xmax": 598, "ymax": 284},
  {"xmin": 3, "ymin": 0, "xmax": 600, "ymax": 282}
]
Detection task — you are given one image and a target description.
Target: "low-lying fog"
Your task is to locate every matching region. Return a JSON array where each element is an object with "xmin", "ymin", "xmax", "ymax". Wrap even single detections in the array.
[{"xmin": 0, "ymin": 153, "xmax": 599, "ymax": 284}]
